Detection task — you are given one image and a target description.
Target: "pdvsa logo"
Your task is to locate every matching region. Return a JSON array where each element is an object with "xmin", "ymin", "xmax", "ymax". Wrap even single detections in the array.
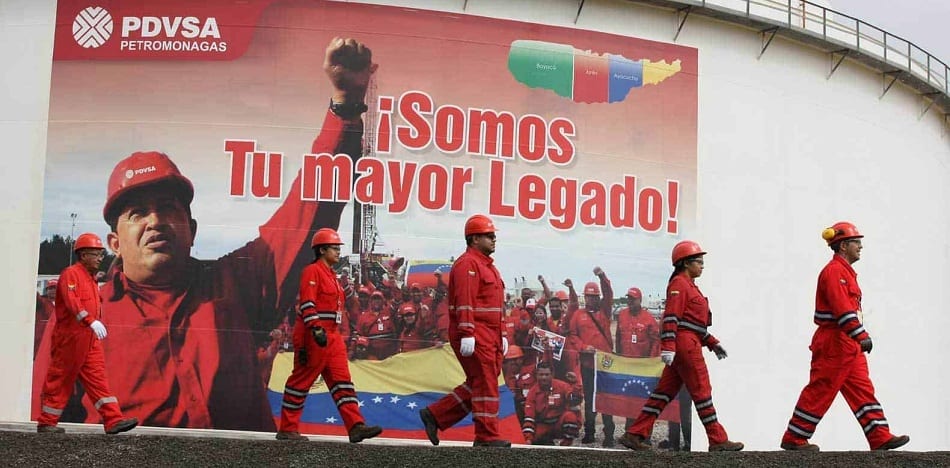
[
  {"xmin": 125, "ymin": 166, "xmax": 156, "ymax": 179},
  {"xmin": 72, "ymin": 6, "xmax": 114, "ymax": 49}
]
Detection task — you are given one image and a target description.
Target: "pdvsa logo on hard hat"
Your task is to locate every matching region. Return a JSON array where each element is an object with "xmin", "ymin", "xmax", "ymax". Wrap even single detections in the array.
[
  {"xmin": 125, "ymin": 166, "xmax": 156, "ymax": 179},
  {"xmin": 73, "ymin": 6, "xmax": 114, "ymax": 49}
]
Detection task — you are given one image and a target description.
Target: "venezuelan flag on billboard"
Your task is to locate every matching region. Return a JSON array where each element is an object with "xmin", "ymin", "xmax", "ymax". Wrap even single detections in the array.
[
  {"xmin": 267, "ymin": 345, "xmax": 523, "ymax": 441},
  {"xmin": 404, "ymin": 260, "xmax": 453, "ymax": 290},
  {"xmin": 593, "ymin": 351, "xmax": 681, "ymax": 423}
]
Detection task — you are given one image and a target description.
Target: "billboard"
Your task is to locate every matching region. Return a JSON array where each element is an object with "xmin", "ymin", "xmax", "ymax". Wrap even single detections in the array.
[{"xmin": 33, "ymin": 0, "xmax": 697, "ymax": 443}]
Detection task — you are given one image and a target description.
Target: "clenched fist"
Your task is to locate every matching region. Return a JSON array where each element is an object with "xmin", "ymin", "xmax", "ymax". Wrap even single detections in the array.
[{"xmin": 323, "ymin": 37, "xmax": 378, "ymax": 104}]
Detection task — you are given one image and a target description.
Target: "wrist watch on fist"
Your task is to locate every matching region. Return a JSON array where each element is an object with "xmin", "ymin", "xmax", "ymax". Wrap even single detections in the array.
[{"xmin": 329, "ymin": 99, "xmax": 368, "ymax": 119}]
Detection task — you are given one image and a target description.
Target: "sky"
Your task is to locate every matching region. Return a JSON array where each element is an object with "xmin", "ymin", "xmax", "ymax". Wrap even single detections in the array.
[{"xmin": 829, "ymin": 0, "xmax": 950, "ymax": 65}]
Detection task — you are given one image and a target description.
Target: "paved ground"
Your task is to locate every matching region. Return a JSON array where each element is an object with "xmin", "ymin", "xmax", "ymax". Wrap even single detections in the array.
[{"xmin": 0, "ymin": 424, "xmax": 940, "ymax": 468}]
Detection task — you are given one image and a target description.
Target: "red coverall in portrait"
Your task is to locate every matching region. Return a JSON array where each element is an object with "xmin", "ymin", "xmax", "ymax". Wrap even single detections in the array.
[
  {"xmin": 782, "ymin": 255, "xmax": 897, "ymax": 449},
  {"xmin": 279, "ymin": 260, "xmax": 365, "ymax": 433},
  {"xmin": 566, "ymin": 276, "xmax": 613, "ymax": 437},
  {"xmin": 398, "ymin": 304, "xmax": 431, "ymax": 353},
  {"xmin": 356, "ymin": 310, "xmax": 398, "ymax": 359},
  {"xmin": 506, "ymin": 364, "xmax": 536, "ymax": 423},
  {"xmin": 34, "ymin": 294, "xmax": 55, "ymax": 357},
  {"xmin": 616, "ymin": 307, "xmax": 661, "ymax": 358},
  {"xmin": 522, "ymin": 378, "xmax": 583, "ymax": 444},
  {"xmin": 31, "ymin": 111, "xmax": 362, "ymax": 431},
  {"xmin": 626, "ymin": 272, "xmax": 731, "ymax": 445},
  {"xmin": 426, "ymin": 246, "xmax": 505, "ymax": 442},
  {"xmin": 37, "ymin": 263, "xmax": 127, "ymax": 429}
]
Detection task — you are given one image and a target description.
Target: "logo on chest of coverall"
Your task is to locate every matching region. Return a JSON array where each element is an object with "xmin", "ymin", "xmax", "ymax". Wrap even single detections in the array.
[
  {"xmin": 601, "ymin": 354, "xmax": 613, "ymax": 369},
  {"xmin": 73, "ymin": 6, "xmax": 114, "ymax": 49}
]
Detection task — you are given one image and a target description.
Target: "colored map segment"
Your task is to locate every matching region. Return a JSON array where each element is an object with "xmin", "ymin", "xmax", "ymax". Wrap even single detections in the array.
[{"xmin": 508, "ymin": 40, "xmax": 681, "ymax": 103}]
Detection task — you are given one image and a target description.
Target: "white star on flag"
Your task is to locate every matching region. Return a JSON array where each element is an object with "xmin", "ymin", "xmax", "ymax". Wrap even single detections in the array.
[
  {"xmin": 372, "ymin": 396, "xmax": 383, "ymax": 404},
  {"xmin": 358, "ymin": 400, "xmax": 365, "ymax": 407},
  {"xmin": 390, "ymin": 395, "xmax": 401, "ymax": 404},
  {"xmin": 407, "ymin": 402, "xmax": 418, "ymax": 409},
  {"xmin": 325, "ymin": 416, "xmax": 337, "ymax": 423}
]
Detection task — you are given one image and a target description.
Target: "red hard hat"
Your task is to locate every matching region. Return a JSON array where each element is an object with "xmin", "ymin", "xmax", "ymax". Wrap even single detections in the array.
[
  {"xmin": 410, "ymin": 282, "xmax": 422, "ymax": 292},
  {"xmin": 46, "ymin": 279, "xmax": 58, "ymax": 289},
  {"xmin": 358, "ymin": 286, "xmax": 371, "ymax": 296},
  {"xmin": 74, "ymin": 232, "xmax": 105, "ymax": 252},
  {"xmin": 505, "ymin": 344, "xmax": 524, "ymax": 360},
  {"xmin": 583, "ymin": 282, "xmax": 600, "ymax": 296},
  {"xmin": 553, "ymin": 290, "xmax": 569, "ymax": 301},
  {"xmin": 822, "ymin": 221, "xmax": 863, "ymax": 245},
  {"xmin": 525, "ymin": 298, "xmax": 537, "ymax": 309},
  {"xmin": 399, "ymin": 304, "xmax": 417, "ymax": 315},
  {"xmin": 672, "ymin": 240, "xmax": 706, "ymax": 265},
  {"xmin": 356, "ymin": 336, "xmax": 370, "ymax": 347},
  {"xmin": 464, "ymin": 214, "xmax": 497, "ymax": 236},
  {"xmin": 627, "ymin": 287, "xmax": 642, "ymax": 299},
  {"xmin": 103, "ymin": 151, "xmax": 194, "ymax": 223},
  {"xmin": 311, "ymin": 228, "xmax": 344, "ymax": 247},
  {"xmin": 370, "ymin": 290, "xmax": 385, "ymax": 300}
]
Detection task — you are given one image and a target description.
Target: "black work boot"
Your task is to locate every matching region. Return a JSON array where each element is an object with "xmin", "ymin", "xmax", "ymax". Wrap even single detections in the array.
[
  {"xmin": 473, "ymin": 439, "xmax": 511, "ymax": 448},
  {"xmin": 874, "ymin": 435, "xmax": 910, "ymax": 451},
  {"xmin": 105, "ymin": 417, "xmax": 138, "ymax": 435},
  {"xmin": 419, "ymin": 408, "xmax": 440, "ymax": 446},
  {"xmin": 37, "ymin": 425, "xmax": 65, "ymax": 434},
  {"xmin": 348, "ymin": 423, "xmax": 383, "ymax": 443},
  {"xmin": 618, "ymin": 433, "xmax": 651, "ymax": 451},
  {"xmin": 709, "ymin": 440, "xmax": 744, "ymax": 451},
  {"xmin": 276, "ymin": 431, "xmax": 309, "ymax": 441},
  {"xmin": 780, "ymin": 440, "xmax": 819, "ymax": 451}
]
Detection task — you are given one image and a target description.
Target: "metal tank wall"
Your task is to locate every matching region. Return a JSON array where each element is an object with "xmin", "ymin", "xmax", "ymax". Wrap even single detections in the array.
[
  {"xmin": 0, "ymin": 0, "xmax": 57, "ymax": 427},
  {"xmin": 2, "ymin": 0, "xmax": 948, "ymax": 450}
]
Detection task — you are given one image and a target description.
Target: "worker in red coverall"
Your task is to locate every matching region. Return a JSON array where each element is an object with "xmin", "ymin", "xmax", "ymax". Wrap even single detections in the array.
[
  {"xmin": 615, "ymin": 286, "xmax": 660, "ymax": 431},
  {"xmin": 31, "ymin": 37, "xmax": 378, "ymax": 432},
  {"xmin": 616, "ymin": 287, "xmax": 660, "ymax": 358},
  {"xmin": 619, "ymin": 241, "xmax": 743, "ymax": 452},
  {"xmin": 346, "ymin": 286, "xmax": 372, "ymax": 335},
  {"xmin": 544, "ymin": 290, "xmax": 570, "ymax": 335},
  {"xmin": 397, "ymin": 303, "xmax": 431, "ymax": 353},
  {"xmin": 780, "ymin": 222, "xmax": 910, "ymax": 451},
  {"xmin": 36, "ymin": 233, "xmax": 138, "ymax": 435},
  {"xmin": 566, "ymin": 268, "xmax": 615, "ymax": 447},
  {"xmin": 356, "ymin": 290, "xmax": 398, "ymax": 360},
  {"xmin": 522, "ymin": 362, "xmax": 582, "ymax": 446},
  {"xmin": 429, "ymin": 271, "xmax": 450, "ymax": 344},
  {"xmin": 34, "ymin": 280, "xmax": 57, "ymax": 356},
  {"xmin": 406, "ymin": 283, "xmax": 439, "ymax": 344},
  {"xmin": 276, "ymin": 228, "xmax": 382, "ymax": 443},
  {"xmin": 501, "ymin": 345, "xmax": 530, "ymax": 423},
  {"xmin": 419, "ymin": 214, "xmax": 510, "ymax": 448}
]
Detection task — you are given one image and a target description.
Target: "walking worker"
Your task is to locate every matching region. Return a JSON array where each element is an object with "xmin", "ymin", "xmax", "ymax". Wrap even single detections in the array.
[
  {"xmin": 420, "ymin": 214, "xmax": 510, "ymax": 447},
  {"xmin": 780, "ymin": 222, "xmax": 909, "ymax": 451},
  {"xmin": 276, "ymin": 228, "xmax": 382, "ymax": 443},
  {"xmin": 36, "ymin": 233, "xmax": 138, "ymax": 435},
  {"xmin": 619, "ymin": 240, "xmax": 743, "ymax": 452}
]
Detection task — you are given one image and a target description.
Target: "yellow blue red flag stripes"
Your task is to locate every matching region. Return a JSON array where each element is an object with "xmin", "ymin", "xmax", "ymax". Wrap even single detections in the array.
[
  {"xmin": 268, "ymin": 345, "xmax": 523, "ymax": 440},
  {"xmin": 592, "ymin": 351, "xmax": 681, "ymax": 423},
  {"xmin": 404, "ymin": 260, "xmax": 453, "ymax": 290}
]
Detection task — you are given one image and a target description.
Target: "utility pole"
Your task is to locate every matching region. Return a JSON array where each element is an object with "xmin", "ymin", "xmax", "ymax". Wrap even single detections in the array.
[{"xmin": 68, "ymin": 212, "xmax": 78, "ymax": 265}]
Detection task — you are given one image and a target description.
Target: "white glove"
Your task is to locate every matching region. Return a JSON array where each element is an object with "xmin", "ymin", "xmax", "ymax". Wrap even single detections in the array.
[
  {"xmin": 660, "ymin": 350, "xmax": 675, "ymax": 366},
  {"xmin": 502, "ymin": 337, "xmax": 509, "ymax": 356},
  {"xmin": 460, "ymin": 336, "xmax": 475, "ymax": 357},
  {"xmin": 90, "ymin": 320, "xmax": 108, "ymax": 340}
]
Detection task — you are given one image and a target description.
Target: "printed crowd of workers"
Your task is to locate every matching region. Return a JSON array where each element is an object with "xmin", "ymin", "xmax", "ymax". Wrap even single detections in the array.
[
  {"xmin": 257, "ymin": 251, "xmax": 667, "ymax": 448},
  {"xmin": 33, "ymin": 35, "xmax": 909, "ymax": 452}
]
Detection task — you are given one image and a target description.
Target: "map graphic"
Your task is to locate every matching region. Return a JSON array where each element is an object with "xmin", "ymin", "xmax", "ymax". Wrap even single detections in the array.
[{"xmin": 507, "ymin": 40, "xmax": 682, "ymax": 103}]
